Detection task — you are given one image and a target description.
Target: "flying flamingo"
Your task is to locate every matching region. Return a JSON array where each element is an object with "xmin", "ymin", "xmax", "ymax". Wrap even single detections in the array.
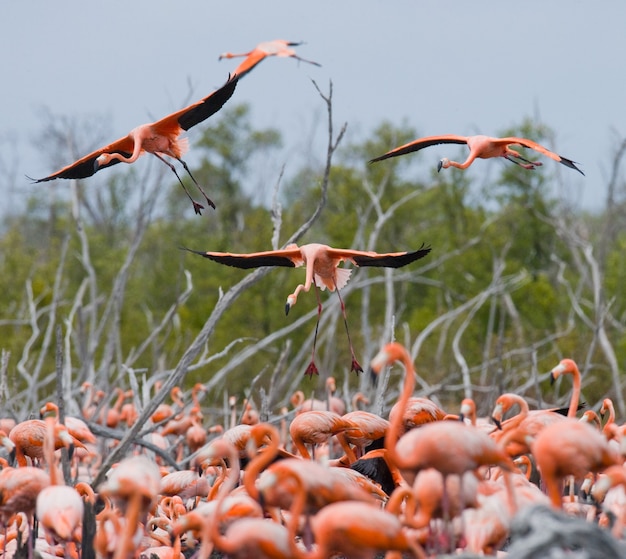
[
  {"xmin": 219, "ymin": 40, "xmax": 321, "ymax": 79},
  {"xmin": 370, "ymin": 134, "xmax": 584, "ymax": 175},
  {"xmin": 31, "ymin": 74, "xmax": 238, "ymax": 215},
  {"xmin": 185, "ymin": 242, "xmax": 431, "ymax": 376}
]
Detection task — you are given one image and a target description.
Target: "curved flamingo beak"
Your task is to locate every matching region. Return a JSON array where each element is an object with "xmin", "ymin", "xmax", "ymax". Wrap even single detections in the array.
[
  {"xmin": 437, "ymin": 160, "xmax": 444, "ymax": 173},
  {"xmin": 285, "ymin": 294, "xmax": 296, "ymax": 315},
  {"xmin": 490, "ymin": 416, "xmax": 503, "ymax": 430}
]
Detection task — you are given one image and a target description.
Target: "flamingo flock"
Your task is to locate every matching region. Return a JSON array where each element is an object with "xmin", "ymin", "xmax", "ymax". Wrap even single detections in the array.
[
  {"xmin": 0, "ymin": 351, "xmax": 625, "ymax": 558},
  {"xmin": 10, "ymin": 33, "xmax": 618, "ymax": 559}
]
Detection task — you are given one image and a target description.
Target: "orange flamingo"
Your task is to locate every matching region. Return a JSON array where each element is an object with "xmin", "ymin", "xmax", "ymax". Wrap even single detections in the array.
[
  {"xmin": 490, "ymin": 392, "xmax": 572, "ymax": 456},
  {"xmin": 580, "ymin": 410, "xmax": 603, "ymax": 429},
  {"xmin": 35, "ymin": 417, "xmax": 84, "ymax": 554},
  {"xmin": 40, "ymin": 401, "xmax": 96, "ymax": 446},
  {"xmin": 370, "ymin": 343, "xmax": 516, "ymax": 516},
  {"xmin": 9, "ymin": 419, "xmax": 81, "ymax": 467},
  {"xmin": 219, "ymin": 40, "xmax": 321, "ymax": 79},
  {"xmin": 411, "ymin": 468, "xmax": 479, "ymax": 530},
  {"xmin": 105, "ymin": 387, "xmax": 127, "ymax": 428},
  {"xmin": 97, "ymin": 455, "xmax": 161, "ymax": 559},
  {"xmin": 31, "ymin": 74, "xmax": 238, "ymax": 214},
  {"xmin": 299, "ymin": 499, "xmax": 427, "ymax": 559},
  {"xmin": 370, "ymin": 134, "xmax": 584, "ymax": 175},
  {"xmin": 530, "ymin": 418, "xmax": 620, "ymax": 508},
  {"xmin": 324, "ymin": 377, "xmax": 346, "ymax": 415},
  {"xmin": 591, "ymin": 464, "xmax": 626, "ymax": 536},
  {"xmin": 289, "ymin": 410, "xmax": 358, "ymax": 461},
  {"xmin": 550, "ymin": 358, "xmax": 582, "ymax": 418},
  {"xmin": 185, "ymin": 242, "xmax": 431, "ymax": 376},
  {"xmin": 201, "ymin": 436, "xmax": 302, "ymax": 559},
  {"xmin": 151, "ymin": 386, "xmax": 184, "ymax": 425},
  {"xmin": 0, "ymin": 466, "xmax": 50, "ymax": 556},
  {"xmin": 336, "ymin": 410, "xmax": 389, "ymax": 459},
  {"xmin": 244, "ymin": 423, "xmax": 376, "ymax": 516},
  {"xmin": 600, "ymin": 397, "xmax": 616, "ymax": 437},
  {"xmin": 158, "ymin": 468, "xmax": 212, "ymax": 502}
]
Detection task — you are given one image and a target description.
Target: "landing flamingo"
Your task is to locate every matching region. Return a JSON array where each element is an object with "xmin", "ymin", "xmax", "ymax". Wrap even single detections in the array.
[
  {"xmin": 370, "ymin": 134, "xmax": 584, "ymax": 175},
  {"xmin": 31, "ymin": 74, "xmax": 238, "ymax": 214},
  {"xmin": 185, "ymin": 242, "xmax": 431, "ymax": 376}
]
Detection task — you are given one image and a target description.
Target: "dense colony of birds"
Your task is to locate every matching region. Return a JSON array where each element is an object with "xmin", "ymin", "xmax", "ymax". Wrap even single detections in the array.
[{"xmin": 2, "ymin": 39, "xmax": 623, "ymax": 559}]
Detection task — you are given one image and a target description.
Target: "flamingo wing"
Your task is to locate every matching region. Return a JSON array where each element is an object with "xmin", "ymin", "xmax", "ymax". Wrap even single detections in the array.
[
  {"xmin": 500, "ymin": 136, "xmax": 584, "ymax": 175},
  {"xmin": 325, "ymin": 244, "xmax": 431, "ymax": 268},
  {"xmin": 31, "ymin": 136, "xmax": 135, "ymax": 182},
  {"xmin": 163, "ymin": 74, "xmax": 238, "ymax": 133},
  {"xmin": 182, "ymin": 247, "xmax": 302, "ymax": 269},
  {"xmin": 231, "ymin": 50, "xmax": 271, "ymax": 78},
  {"xmin": 369, "ymin": 135, "xmax": 469, "ymax": 163}
]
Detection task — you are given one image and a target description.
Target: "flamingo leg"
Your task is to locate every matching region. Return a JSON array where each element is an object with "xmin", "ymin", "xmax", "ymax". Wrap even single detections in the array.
[
  {"xmin": 151, "ymin": 152, "xmax": 206, "ymax": 215},
  {"xmin": 176, "ymin": 157, "xmax": 217, "ymax": 211},
  {"xmin": 333, "ymin": 279, "xmax": 363, "ymax": 374},
  {"xmin": 504, "ymin": 154, "xmax": 537, "ymax": 170},
  {"xmin": 304, "ymin": 282, "xmax": 322, "ymax": 378}
]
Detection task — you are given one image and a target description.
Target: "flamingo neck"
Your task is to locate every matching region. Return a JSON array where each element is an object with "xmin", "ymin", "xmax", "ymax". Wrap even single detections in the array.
[
  {"xmin": 567, "ymin": 364, "xmax": 581, "ymax": 418},
  {"xmin": 501, "ymin": 395, "xmax": 529, "ymax": 432},
  {"xmin": 209, "ymin": 442, "xmax": 242, "ymax": 553},
  {"xmin": 382, "ymin": 344, "xmax": 415, "ymax": 469},
  {"xmin": 243, "ymin": 424, "xmax": 280, "ymax": 500}
]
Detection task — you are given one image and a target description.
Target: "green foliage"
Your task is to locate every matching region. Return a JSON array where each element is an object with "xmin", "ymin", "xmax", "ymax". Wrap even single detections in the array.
[{"xmin": 1, "ymin": 107, "xmax": 624, "ymax": 416}]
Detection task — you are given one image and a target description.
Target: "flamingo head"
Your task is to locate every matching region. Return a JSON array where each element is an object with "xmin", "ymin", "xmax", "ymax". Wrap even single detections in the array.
[
  {"xmin": 285, "ymin": 294, "xmax": 297, "ymax": 315},
  {"xmin": 459, "ymin": 399, "xmax": 475, "ymax": 423},
  {"xmin": 490, "ymin": 402, "xmax": 504, "ymax": 430},
  {"xmin": 549, "ymin": 360, "xmax": 568, "ymax": 385},
  {"xmin": 95, "ymin": 153, "xmax": 109, "ymax": 171},
  {"xmin": 218, "ymin": 52, "xmax": 234, "ymax": 61},
  {"xmin": 437, "ymin": 158, "xmax": 450, "ymax": 172}
]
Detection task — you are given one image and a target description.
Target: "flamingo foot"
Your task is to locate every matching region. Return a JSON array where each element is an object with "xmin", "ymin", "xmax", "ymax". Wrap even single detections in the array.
[
  {"xmin": 351, "ymin": 358, "xmax": 363, "ymax": 375},
  {"xmin": 192, "ymin": 201, "xmax": 205, "ymax": 215},
  {"xmin": 304, "ymin": 361, "xmax": 319, "ymax": 378},
  {"xmin": 202, "ymin": 194, "xmax": 217, "ymax": 210}
]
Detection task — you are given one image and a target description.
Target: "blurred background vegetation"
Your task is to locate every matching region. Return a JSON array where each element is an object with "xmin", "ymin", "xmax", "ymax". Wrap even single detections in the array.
[{"xmin": 1, "ymin": 98, "xmax": 625, "ymax": 424}]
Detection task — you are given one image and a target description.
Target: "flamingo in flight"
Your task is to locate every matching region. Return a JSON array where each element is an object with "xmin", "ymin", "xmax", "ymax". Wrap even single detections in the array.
[
  {"xmin": 370, "ymin": 134, "xmax": 584, "ymax": 175},
  {"xmin": 219, "ymin": 39, "xmax": 320, "ymax": 79},
  {"xmin": 185, "ymin": 242, "xmax": 431, "ymax": 376},
  {"xmin": 30, "ymin": 74, "xmax": 239, "ymax": 215}
]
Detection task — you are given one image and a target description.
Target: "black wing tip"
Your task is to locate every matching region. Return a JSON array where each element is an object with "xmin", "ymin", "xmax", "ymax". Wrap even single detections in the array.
[
  {"xmin": 560, "ymin": 157, "xmax": 585, "ymax": 176},
  {"xmin": 369, "ymin": 154, "xmax": 391, "ymax": 164},
  {"xmin": 26, "ymin": 174, "xmax": 42, "ymax": 183},
  {"xmin": 179, "ymin": 246, "xmax": 208, "ymax": 257}
]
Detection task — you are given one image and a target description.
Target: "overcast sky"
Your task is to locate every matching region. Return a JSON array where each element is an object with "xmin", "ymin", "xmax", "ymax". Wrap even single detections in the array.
[{"xmin": 1, "ymin": 1, "xmax": 624, "ymax": 214}]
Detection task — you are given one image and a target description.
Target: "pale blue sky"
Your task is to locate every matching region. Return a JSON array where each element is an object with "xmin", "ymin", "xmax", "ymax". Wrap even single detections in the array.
[{"xmin": 1, "ymin": 1, "xmax": 623, "ymax": 214}]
